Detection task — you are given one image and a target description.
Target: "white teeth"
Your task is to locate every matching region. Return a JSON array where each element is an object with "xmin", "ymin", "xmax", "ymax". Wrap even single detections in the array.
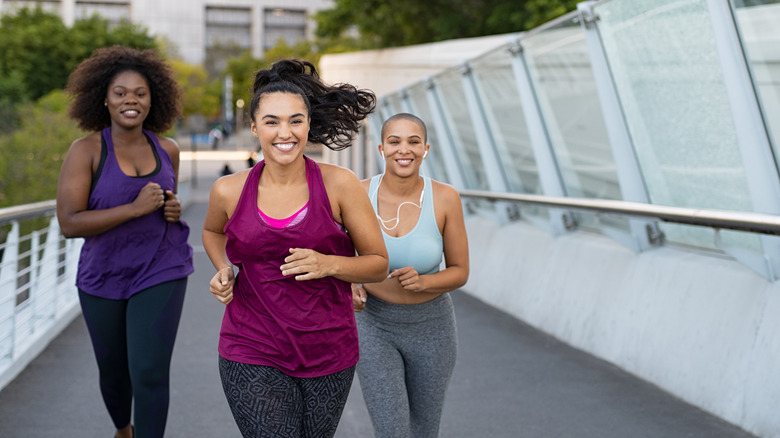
[
  {"xmin": 397, "ymin": 159, "xmax": 412, "ymax": 165},
  {"xmin": 275, "ymin": 143, "xmax": 295, "ymax": 151},
  {"xmin": 124, "ymin": 110, "xmax": 139, "ymax": 116}
]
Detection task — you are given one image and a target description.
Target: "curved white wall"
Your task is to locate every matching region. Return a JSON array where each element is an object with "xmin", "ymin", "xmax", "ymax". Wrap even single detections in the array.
[{"xmin": 464, "ymin": 213, "xmax": 780, "ymax": 438}]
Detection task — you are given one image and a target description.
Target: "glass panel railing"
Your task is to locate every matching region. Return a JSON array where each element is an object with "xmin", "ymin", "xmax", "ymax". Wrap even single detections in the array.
[
  {"xmin": 470, "ymin": 46, "xmax": 538, "ymax": 195},
  {"xmin": 433, "ymin": 67, "xmax": 489, "ymax": 190},
  {"xmin": 378, "ymin": 94, "xmax": 401, "ymax": 123},
  {"xmin": 404, "ymin": 82, "xmax": 449, "ymax": 182},
  {"xmin": 521, "ymin": 13, "xmax": 625, "ymax": 231},
  {"xmin": 594, "ymin": 0, "xmax": 758, "ymax": 251},
  {"xmin": 732, "ymin": 0, "xmax": 780, "ymax": 155}
]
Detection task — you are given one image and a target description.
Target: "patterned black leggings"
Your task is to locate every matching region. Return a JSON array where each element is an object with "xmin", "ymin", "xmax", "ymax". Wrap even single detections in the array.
[{"xmin": 218, "ymin": 356, "xmax": 355, "ymax": 438}]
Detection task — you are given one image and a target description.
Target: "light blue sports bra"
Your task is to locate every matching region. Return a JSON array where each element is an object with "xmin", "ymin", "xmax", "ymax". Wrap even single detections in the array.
[{"xmin": 369, "ymin": 175, "xmax": 443, "ymax": 275}]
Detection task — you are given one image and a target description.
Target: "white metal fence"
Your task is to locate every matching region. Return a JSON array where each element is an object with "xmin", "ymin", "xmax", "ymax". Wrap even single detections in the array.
[{"xmin": 0, "ymin": 201, "xmax": 82, "ymax": 391}]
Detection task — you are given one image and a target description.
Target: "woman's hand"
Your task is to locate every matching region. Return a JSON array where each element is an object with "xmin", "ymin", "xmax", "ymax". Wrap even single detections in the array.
[
  {"xmin": 352, "ymin": 284, "xmax": 367, "ymax": 312},
  {"xmin": 132, "ymin": 182, "xmax": 165, "ymax": 216},
  {"xmin": 209, "ymin": 266, "xmax": 235, "ymax": 304},
  {"xmin": 163, "ymin": 190, "xmax": 182, "ymax": 222},
  {"xmin": 391, "ymin": 266, "xmax": 425, "ymax": 292},
  {"xmin": 281, "ymin": 248, "xmax": 334, "ymax": 280}
]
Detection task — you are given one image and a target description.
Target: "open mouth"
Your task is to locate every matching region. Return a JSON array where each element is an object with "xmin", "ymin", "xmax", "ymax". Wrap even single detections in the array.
[{"xmin": 275, "ymin": 142, "xmax": 295, "ymax": 151}]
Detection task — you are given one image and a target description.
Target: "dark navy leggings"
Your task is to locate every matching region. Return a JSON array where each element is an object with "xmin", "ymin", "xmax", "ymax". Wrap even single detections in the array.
[{"xmin": 79, "ymin": 278, "xmax": 187, "ymax": 438}]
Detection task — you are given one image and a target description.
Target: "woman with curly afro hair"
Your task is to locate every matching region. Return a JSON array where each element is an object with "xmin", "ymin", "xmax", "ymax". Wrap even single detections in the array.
[{"xmin": 56, "ymin": 45, "xmax": 193, "ymax": 438}]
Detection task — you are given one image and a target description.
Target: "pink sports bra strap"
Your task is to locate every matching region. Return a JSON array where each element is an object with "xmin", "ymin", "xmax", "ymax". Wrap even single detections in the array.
[{"xmin": 258, "ymin": 202, "xmax": 309, "ymax": 228}]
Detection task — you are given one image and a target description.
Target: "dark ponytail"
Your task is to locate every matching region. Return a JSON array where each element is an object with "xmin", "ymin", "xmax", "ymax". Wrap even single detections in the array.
[{"xmin": 249, "ymin": 59, "xmax": 376, "ymax": 151}]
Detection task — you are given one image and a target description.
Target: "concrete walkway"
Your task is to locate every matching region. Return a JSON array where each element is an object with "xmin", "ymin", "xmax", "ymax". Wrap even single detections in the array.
[{"xmin": 0, "ymin": 161, "xmax": 756, "ymax": 438}]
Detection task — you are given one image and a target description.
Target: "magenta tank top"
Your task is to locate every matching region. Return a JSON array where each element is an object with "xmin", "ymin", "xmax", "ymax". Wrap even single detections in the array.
[
  {"xmin": 76, "ymin": 128, "xmax": 193, "ymax": 299},
  {"xmin": 219, "ymin": 156, "xmax": 358, "ymax": 377}
]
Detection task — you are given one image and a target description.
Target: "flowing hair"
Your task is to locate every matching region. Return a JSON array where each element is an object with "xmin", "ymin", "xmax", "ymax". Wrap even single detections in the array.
[{"xmin": 249, "ymin": 59, "xmax": 376, "ymax": 151}]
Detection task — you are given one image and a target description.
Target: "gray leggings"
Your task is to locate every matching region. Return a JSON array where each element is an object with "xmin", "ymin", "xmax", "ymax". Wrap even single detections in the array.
[{"xmin": 356, "ymin": 293, "xmax": 457, "ymax": 438}]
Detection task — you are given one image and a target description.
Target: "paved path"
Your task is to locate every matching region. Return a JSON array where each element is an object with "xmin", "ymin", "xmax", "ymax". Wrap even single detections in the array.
[{"xmin": 0, "ymin": 165, "xmax": 756, "ymax": 438}]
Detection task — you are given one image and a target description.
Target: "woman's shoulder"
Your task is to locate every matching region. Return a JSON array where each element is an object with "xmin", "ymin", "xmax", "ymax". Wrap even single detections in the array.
[
  {"xmin": 318, "ymin": 161, "xmax": 360, "ymax": 185},
  {"xmin": 211, "ymin": 168, "xmax": 252, "ymax": 197},
  {"xmin": 155, "ymin": 134, "xmax": 179, "ymax": 148},
  {"xmin": 430, "ymin": 179, "xmax": 459, "ymax": 196},
  {"xmin": 151, "ymin": 134, "xmax": 180, "ymax": 156},
  {"xmin": 67, "ymin": 131, "xmax": 102, "ymax": 156},
  {"xmin": 430, "ymin": 179, "xmax": 462, "ymax": 205}
]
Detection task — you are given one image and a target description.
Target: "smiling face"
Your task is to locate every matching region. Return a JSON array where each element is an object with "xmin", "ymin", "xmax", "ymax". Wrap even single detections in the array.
[
  {"xmin": 379, "ymin": 118, "xmax": 430, "ymax": 177},
  {"xmin": 105, "ymin": 70, "xmax": 151, "ymax": 130},
  {"xmin": 251, "ymin": 91, "xmax": 310, "ymax": 165}
]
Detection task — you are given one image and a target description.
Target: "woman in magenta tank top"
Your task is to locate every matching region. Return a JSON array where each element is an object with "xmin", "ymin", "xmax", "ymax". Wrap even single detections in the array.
[
  {"xmin": 56, "ymin": 46, "xmax": 193, "ymax": 438},
  {"xmin": 202, "ymin": 59, "xmax": 388, "ymax": 438}
]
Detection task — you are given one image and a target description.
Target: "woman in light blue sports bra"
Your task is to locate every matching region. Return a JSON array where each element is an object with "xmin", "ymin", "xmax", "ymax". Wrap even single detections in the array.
[{"xmin": 353, "ymin": 113, "xmax": 470, "ymax": 438}]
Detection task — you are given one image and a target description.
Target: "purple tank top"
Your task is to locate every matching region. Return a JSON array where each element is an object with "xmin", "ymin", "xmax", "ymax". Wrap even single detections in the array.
[
  {"xmin": 76, "ymin": 128, "xmax": 193, "ymax": 299},
  {"xmin": 219, "ymin": 156, "xmax": 358, "ymax": 377}
]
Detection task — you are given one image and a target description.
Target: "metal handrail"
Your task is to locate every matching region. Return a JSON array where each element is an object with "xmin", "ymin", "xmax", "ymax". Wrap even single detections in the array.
[
  {"xmin": 459, "ymin": 189, "xmax": 780, "ymax": 236},
  {"xmin": 0, "ymin": 200, "xmax": 57, "ymax": 226}
]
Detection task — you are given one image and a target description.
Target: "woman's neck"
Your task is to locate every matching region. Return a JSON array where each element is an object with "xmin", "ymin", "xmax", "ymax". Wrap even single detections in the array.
[
  {"xmin": 380, "ymin": 172, "xmax": 423, "ymax": 198},
  {"xmin": 261, "ymin": 156, "xmax": 308, "ymax": 187},
  {"xmin": 109, "ymin": 124, "xmax": 146, "ymax": 147}
]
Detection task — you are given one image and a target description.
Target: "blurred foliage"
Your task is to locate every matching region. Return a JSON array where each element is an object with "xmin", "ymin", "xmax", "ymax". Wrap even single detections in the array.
[
  {"xmin": 224, "ymin": 39, "xmax": 321, "ymax": 127},
  {"xmin": 170, "ymin": 59, "xmax": 221, "ymax": 119},
  {"xmin": 522, "ymin": 0, "xmax": 580, "ymax": 29},
  {"xmin": 0, "ymin": 90, "xmax": 84, "ymax": 208},
  {"xmin": 0, "ymin": 7, "xmax": 159, "ymax": 208},
  {"xmin": 313, "ymin": 0, "xmax": 579, "ymax": 49},
  {"xmin": 0, "ymin": 7, "xmax": 156, "ymax": 105}
]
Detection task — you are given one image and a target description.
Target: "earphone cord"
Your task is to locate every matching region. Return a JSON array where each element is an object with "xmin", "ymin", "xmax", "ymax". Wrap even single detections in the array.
[
  {"xmin": 377, "ymin": 200, "xmax": 421, "ymax": 231},
  {"xmin": 375, "ymin": 180, "xmax": 425, "ymax": 231}
]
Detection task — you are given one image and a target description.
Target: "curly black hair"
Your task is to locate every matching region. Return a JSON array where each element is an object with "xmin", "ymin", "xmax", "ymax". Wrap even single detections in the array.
[
  {"xmin": 249, "ymin": 59, "xmax": 376, "ymax": 151},
  {"xmin": 65, "ymin": 45, "xmax": 182, "ymax": 133}
]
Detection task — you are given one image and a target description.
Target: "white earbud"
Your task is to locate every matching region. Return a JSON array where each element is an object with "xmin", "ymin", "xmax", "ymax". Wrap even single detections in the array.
[
  {"xmin": 380, "ymin": 150, "xmax": 385, "ymax": 160},
  {"xmin": 423, "ymin": 150, "xmax": 428, "ymax": 159}
]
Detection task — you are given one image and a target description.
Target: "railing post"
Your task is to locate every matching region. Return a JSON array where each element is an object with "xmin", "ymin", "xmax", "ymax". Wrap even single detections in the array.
[
  {"xmin": 425, "ymin": 78, "xmax": 467, "ymax": 191},
  {"xmin": 34, "ymin": 217, "xmax": 60, "ymax": 328},
  {"xmin": 706, "ymin": 0, "xmax": 780, "ymax": 279},
  {"xmin": 0, "ymin": 222, "xmax": 20, "ymax": 370},
  {"xmin": 508, "ymin": 38, "xmax": 574, "ymax": 234},
  {"xmin": 577, "ymin": 1, "xmax": 661, "ymax": 251},
  {"xmin": 459, "ymin": 61, "xmax": 516, "ymax": 223},
  {"xmin": 60, "ymin": 236, "xmax": 82, "ymax": 318}
]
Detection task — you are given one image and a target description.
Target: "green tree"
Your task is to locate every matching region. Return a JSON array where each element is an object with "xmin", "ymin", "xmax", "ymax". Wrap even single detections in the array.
[
  {"xmin": 0, "ymin": 8, "xmax": 71, "ymax": 102},
  {"xmin": 314, "ymin": 0, "xmax": 579, "ymax": 49},
  {"xmin": 223, "ymin": 39, "xmax": 320, "ymax": 129},
  {"xmin": 522, "ymin": 0, "xmax": 580, "ymax": 30},
  {"xmin": 0, "ymin": 90, "xmax": 84, "ymax": 208},
  {"xmin": 224, "ymin": 50, "xmax": 269, "ymax": 122},
  {"xmin": 0, "ymin": 7, "xmax": 157, "ymax": 104},
  {"xmin": 66, "ymin": 15, "xmax": 156, "ymax": 71},
  {"xmin": 170, "ymin": 59, "xmax": 221, "ymax": 119}
]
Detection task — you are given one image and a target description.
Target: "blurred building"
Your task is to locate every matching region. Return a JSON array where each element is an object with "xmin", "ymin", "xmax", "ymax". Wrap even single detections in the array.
[{"xmin": 0, "ymin": 0, "xmax": 333, "ymax": 64}]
